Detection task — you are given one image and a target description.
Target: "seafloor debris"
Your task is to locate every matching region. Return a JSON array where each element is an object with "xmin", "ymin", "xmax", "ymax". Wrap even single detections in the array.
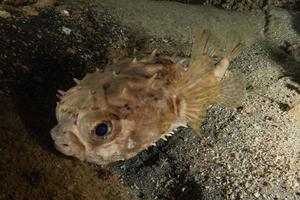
[
  {"xmin": 0, "ymin": 0, "xmax": 37, "ymax": 6},
  {"xmin": 0, "ymin": 9, "xmax": 10, "ymax": 17}
]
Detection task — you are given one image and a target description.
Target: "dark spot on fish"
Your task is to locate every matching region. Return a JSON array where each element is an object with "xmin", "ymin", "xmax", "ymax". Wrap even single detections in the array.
[
  {"xmin": 103, "ymin": 83, "xmax": 110, "ymax": 90},
  {"xmin": 91, "ymin": 106, "xmax": 99, "ymax": 110},
  {"xmin": 124, "ymin": 104, "xmax": 130, "ymax": 110}
]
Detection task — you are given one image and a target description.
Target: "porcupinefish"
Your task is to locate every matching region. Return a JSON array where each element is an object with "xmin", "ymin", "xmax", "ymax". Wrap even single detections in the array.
[{"xmin": 50, "ymin": 30, "xmax": 243, "ymax": 165}]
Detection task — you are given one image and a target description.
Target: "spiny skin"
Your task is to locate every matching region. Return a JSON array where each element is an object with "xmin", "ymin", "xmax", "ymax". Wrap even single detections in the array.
[{"xmin": 51, "ymin": 31, "xmax": 234, "ymax": 165}]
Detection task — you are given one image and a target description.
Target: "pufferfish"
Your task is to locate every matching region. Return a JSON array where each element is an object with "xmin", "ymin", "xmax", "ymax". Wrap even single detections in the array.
[{"xmin": 50, "ymin": 30, "xmax": 243, "ymax": 165}]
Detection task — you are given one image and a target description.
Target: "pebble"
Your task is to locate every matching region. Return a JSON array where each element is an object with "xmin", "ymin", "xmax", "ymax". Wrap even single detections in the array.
[
  {"xmin": 245, "ymin": 182, "xmax": 251, "ymax": 188},
  {"xmin": 254, "ymin": 192, "xmax": 260, "ymax": 198},
  {"xmin": 62, "ymin": 26, "xmax": 72, "ymax": 35},
  {"xmin": 0, "ymin": 10, "xmax": 11, "ymax": 18},
  {"xmin": 61, "ymin": 10, "xmax": 70, "ymax": 16}
]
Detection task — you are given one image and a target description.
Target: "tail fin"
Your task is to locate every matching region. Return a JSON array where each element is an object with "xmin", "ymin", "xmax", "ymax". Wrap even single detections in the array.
[
  {"xmin": 217, "ymin": 70, "xmax": 246, "ymax": 108},
  {"xmin": 172, "ymin": 30, "xmax": 245, "ymax": 132},
  {"xmin": 216, "ymin": 41, "xmax": 246, "ymax": 108}
]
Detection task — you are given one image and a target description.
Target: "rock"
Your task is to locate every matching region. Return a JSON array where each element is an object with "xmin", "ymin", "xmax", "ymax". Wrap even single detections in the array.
[{"xmin": 22, "ymin": 6, "xmax": 39, "ymax": 16}]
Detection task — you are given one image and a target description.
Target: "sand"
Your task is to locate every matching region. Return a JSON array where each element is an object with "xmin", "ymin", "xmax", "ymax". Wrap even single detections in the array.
[{"xmin": 0, "ymin": 0, "xmax": 299, "ymax": 199}]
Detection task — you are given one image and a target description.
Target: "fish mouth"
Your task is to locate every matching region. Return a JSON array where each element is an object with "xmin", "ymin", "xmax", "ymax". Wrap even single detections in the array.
[
  {"xmin": 50, "ymin": 126, "xmax": 74, "ymax": 156},
  {"xmin": 50, "ymin": 127, "xmax": 110, "ymax": 165},
  {"xmin": 54, "ymin": 142, "xmax": 73, "ymax": 156}
]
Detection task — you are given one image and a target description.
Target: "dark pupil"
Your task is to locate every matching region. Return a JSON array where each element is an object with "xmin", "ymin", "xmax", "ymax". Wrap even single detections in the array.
[{"xmin": 95, "ymin": 123, "xmax": 109, "ymax": 136}]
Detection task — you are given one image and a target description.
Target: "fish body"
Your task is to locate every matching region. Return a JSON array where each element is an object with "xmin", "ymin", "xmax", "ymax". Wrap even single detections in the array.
[{"xmin": 50, "ymin": 31, "xmax": 241, "ymax": 165}]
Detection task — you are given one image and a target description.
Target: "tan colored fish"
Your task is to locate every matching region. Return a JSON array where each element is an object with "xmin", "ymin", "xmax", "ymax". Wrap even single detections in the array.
[{"xmin": 50, "ymin": 30, "xmax": 243, "ymax": 165}]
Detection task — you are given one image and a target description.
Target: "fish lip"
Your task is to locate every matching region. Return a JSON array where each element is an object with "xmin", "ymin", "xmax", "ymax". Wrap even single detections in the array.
[
  {"xmin": 50, "ymin": 127, "xmax": 65, "ymax": 145},
  {"xmin": 50, "ymin": 126, "xmax": 94, "ymax": 162},
  {"xmin": 50, "ymin": 126, "xmax": 74, "ymax": 156},
  {"xmin": 85, "ymin": 155, "xmax": 104, "ymax": 165},
  {"xmin": 50, "ymin": 125, "xmax": 60, "ymax": 140},
  {"xmin": 54, "ymin": 142, "xmax": 73, "ymax": 156}
]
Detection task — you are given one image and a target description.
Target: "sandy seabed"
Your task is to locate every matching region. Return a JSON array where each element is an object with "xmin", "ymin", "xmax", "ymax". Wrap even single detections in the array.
[{"xmin": 0, "ymin": 0, "xmax": 299, "ymax": 199}]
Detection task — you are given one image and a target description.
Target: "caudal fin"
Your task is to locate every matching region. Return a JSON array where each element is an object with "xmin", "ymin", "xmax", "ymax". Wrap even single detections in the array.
[
  {"xmin": 216, "ymin": 41, "xmax": 246, "ymax": 108},
  {"xmin": 217, "ymin": 70, "xmax": 246, "ymax": 108},
  {"xmin": 173, "ymin": 30, "xmax": 245, "ymax": 132}
]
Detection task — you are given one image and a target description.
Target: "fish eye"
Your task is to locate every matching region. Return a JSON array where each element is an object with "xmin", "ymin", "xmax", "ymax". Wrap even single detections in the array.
[{"xmin": 93, "ymin": 121, "xmax": 112, "ymax": 137}]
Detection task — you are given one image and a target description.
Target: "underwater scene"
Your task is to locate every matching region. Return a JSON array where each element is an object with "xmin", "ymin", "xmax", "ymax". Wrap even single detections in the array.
[{"xmin": 0, "ymin": 0, "xmax": 300, "ymax": 199}]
